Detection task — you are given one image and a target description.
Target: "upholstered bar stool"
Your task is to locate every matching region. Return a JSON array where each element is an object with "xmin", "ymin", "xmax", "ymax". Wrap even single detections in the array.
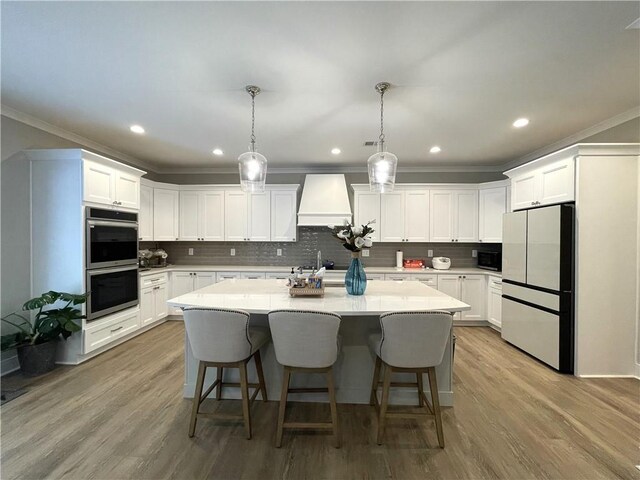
[
  {"xmin": 183, "ymin": 307, "xmax": 269, "ymax": 440},
  {"xmin": 368, "ymin": 311, "xmax": 453, "ymax": 448},
  {"xmin": 268, "ymin": 310, "xmax": 342, "ymax": 448}
]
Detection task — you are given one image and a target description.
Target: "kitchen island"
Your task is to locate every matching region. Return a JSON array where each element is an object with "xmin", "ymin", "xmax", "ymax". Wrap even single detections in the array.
[{"xmin": 168, "ymin": 279, "xmax": 469, "ymax": 406}]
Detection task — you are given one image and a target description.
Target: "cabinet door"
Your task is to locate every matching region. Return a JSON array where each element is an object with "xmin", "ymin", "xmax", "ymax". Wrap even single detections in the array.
[
  {"xmin": 153, "ymin": 284, "xmax": 169, "ymax": 321},
  {"xmin": 139, "ymin": 287, "xmax": 154, "ymax": 326},
  {"xmin": 179, "ymin": 191, "xmax": 200, "ymax": 241},
  {"xmin": 115, "ymin": 171, "xmax": 140, "ymax": 210},
  {"xmin": 429, "ymin": 191, "xmax": 454, "ymax": 242},
  {"xmin": 460, "ymin": 275, "xmax": 485, "ymax": 321},
  {"xmin": 511, "ymin": 172, "xmax": 538, "ymax": 210},
  {"xmin": 380, "ymin": 192, "xmax": 405, "ymax": 242},
  {"xmin": 195, "ymin": 272, "xmax": 216, "ymax": 289},
  {"xmin": 224, "ymin": 191, "xmax": 248, "ymax": 241},
  {"xmin": 538, "ymin": 158, "xmax": 575, "ymax": 206},
  {"xmin": 353, "ymin": 191, "xmax": 380, "ymax": 242},
  {"xmin": 153, "ymin": 188, "xmax": 179, "ymax": 241},
  {"xmin": 139, "ymin": 184, "xmax": 153, "ymax": 241},
  {"xmin": 216, "ymin": 272, "xmax": 242, "ymax": 281},
  {"xmin": 271, "ymin": 190, "xmax": 297, "ymax": 242},
  {"xmin": 248, "ymin": 192, "xmax": 271, "ymax": 241},
  {"xmin": 454, "ymin": 190, "xmax": 478, "ymax": 242},
  {"xmin": 404, "ymin": 190, "xmax": 429, "ymax": 242},
  {"xmin": 201, "ymin": 191, "xmax": 225, "ymax": 241},
  {"xmin": 240, "ymin": 272, "xmax": 266, "ymax": 279},
  {"xmin": 83, "ymin": 160, "xmax": 115, "ymax": 206},
  {"xmin": 437, "ymin": 275, "xmax": 461, "ymax": 320},
  {"xmin": 169, "ymin": 272, "xmax": 194, "ymax": 315},
  {"xmin": 479, "ymin": 187, "xmax": 506, "ymax": 243},
  {"xmin": 487, "ymin": 287, "xmax": 502, "ymax": 328},
  {"xmin": 385, "ymin": 274, "xmax": 411, "ymax": 282}
]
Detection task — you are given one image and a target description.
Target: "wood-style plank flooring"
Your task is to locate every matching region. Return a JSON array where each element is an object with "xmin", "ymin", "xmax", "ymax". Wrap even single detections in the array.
[{"xmin": 2, "ymin": 322, "xmax": 638, "ymax": 479}]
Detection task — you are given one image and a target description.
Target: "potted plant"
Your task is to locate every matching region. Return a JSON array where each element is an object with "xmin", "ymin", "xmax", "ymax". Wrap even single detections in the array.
[
  {"xmin": 330, "ymin": 220, "xmax": 375, "ymax": 295},
  {"xmin": 1, "ymin": 291, "xmax": 88, "ymax": 376}
]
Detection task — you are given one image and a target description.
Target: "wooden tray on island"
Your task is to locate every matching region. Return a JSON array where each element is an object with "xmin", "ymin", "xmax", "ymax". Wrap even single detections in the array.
[{"xmin": 289, "ymin": 285, "xmax": 325, "ymax": 297}]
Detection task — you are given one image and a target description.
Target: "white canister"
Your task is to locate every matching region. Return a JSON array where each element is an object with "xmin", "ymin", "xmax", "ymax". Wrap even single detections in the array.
[{"xmin": 396, "ymin": 250, "xmax": 403, "ymax": 269}]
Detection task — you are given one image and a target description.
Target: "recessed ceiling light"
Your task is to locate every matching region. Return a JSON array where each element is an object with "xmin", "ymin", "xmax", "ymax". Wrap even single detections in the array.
[
  {"xmin": 513, "ymin": 118, "xmax": 530, "ymax": 128},
  {"xmin": 429, "ymin": 146, "xmax": 441, "ymax": 154},
  {"xmin": 212, "ymin": 148, "xmax": 223, "ymax": 156},
  {"xmin": 130, "ymin": 125, "xmax": 145, "ymax": 134},
  {"xmin": 331, "ymin": 148, "xmax": 341, "ymax": 155}
]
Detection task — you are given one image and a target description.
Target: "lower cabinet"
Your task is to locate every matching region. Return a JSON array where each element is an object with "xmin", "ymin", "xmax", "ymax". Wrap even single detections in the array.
[
  {"xmin": 437, "ymin": 274, "xmax": 485, "ymax": 322},
  {"xmin": 84, "ymin": 308, "xmax": 140, "ymax": 354},
  {"xmin": 140, "ymin": 283, "xmax": 168, "ymax": 327},
  {"xmin": 487, "ymin": 277, "xmax": 503, "ymax": 329},
  {"xmin": 169, "ymin": 271, "xmax": 217, "ymax": 315}
]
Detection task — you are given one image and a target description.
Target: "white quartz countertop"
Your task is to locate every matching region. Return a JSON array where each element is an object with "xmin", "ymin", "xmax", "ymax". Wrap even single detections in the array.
[
  {"xmin": 140, "ymin": 264, "xmax": 502, "ymax": 277},
  {"xmin": 167, "ymin": 279, "xmax": 470, "ymax": 315}
]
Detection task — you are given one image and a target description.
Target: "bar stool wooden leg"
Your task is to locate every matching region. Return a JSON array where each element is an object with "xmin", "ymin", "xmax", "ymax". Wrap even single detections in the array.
[
  {"xmin": 239, "ymin": 361, "xmax": 252, "ymax": 440},
  {"xmin": 427, "ymin": 366, "xmax": 444, "ymax": 448},
  {"xmin": 370, "ymin": 355, "xmax": 381, "ymax": 406},
  {"xmin": 276, "ymin": 367, "xmax": 291, "ymax": 448},
  {"xmin": 417, "ymin": 372, "xmax": 424, "ymax": 407},
  {"xmin": 189, "ymin": 361, "xmax": 207, "ymax": 437},
  {"xmin": 216, "ymin": 367, "xmax": 223, "ymax": 401},
  {"xmin": 254, "ymin": 350, "xmax": 268, "ymax": 401},
  {"xmin": 376, "ymin": 364, "xmax": 392, "ymax": 445},
  {"xmin": 326, "ymin": 368, "xmax": 340, "ymax": 448}
]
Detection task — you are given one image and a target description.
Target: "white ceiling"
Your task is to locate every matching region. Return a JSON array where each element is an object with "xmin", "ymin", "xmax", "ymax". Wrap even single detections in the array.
[{"xmin": 1, "ymin": 1, "xmax": 639, "ymax": 172}]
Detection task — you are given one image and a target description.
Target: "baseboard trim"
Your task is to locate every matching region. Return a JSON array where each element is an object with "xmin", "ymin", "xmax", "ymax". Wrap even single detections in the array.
[
  {"xmin": 635, "ymin": 362, "xmax": 640, "ymax": 380},
  {"xmin": 1, "ymin": 355, "xmax": 20, "ymax": 376},
  {"xmin": 453, "ymin": 320, "xmax": 490, "ymax": 327},
  {"xmin": 576, "ymin": 374, "xmax": 640, "ymax": 379}
]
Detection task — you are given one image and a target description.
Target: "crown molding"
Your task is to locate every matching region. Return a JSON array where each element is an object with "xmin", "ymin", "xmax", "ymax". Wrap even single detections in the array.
[
  {"xmin": 1, "ymin": 104, "xmax": 158, "ymax": 173},
  {"xmin": 502, "ymin": 107, "xmax": 640, "ymax": 172}
]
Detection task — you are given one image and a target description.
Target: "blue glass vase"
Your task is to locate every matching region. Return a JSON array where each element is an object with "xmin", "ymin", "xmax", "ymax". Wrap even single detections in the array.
[{"xmin": 345, "ymin": 253, "xmax": 367, "ymax": 296}]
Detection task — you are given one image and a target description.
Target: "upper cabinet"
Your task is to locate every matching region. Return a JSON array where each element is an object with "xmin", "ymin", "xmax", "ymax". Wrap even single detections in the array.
[
  {"xmin": 429, "ymin": 189, "xmax": 478, "ymax": 242},
  {"xmin": 380, "ymin": 190, "xmax": 429, "ymax": 243},
  {"xmin": 179, "ymin": 190, "xmax": 225, "ymax": 241},
  {"xmin": 153, "ymin": 187, "xmax": 179, "ymax": 241},
  {"xmin": 271, "ymin": 189, "xmax": 298, "ymax": 242},
  {"xmin": 139, "ymin": 183, "xmax": 153, "ymax": 241},
  {"xmin": 478, "ymin": 186, "xmax": 507, "ymax": 243},
  {"xmin": 506, "ymin": 150, "xmax": 575, "ymax": 211},
  {"xmin": 224, "ymin": 190, "xmax": 270, "ymax": 242},
  {"xmin": 82, "ymin": 155, "xmax": 144, "ymax": 210},
  {"xmin": 353, "ymin": 190, "xmax": 381, "ymax": 242}
]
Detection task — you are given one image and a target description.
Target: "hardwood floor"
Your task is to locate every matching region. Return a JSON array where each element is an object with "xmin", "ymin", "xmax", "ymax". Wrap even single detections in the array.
[{"xmin": 2, "ymin": 322, "xmax": 638, "ymax": 479}]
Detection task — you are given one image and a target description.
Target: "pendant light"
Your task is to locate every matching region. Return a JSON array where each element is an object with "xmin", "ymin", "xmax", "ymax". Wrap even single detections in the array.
[
  {"xmin": 238, "ymin": 85, "xmax": 267, "ymax": 192},
  {"xmin": 368, "ymin": 82, "xmax": 398, "ymax": 193}
]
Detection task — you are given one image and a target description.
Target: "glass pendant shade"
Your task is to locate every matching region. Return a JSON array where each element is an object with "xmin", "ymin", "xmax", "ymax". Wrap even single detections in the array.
[
  {"xmin": 367, "ymin": 151, "xmax": 397, "ymax": 193},
  {"xmin": 238, "ymin": 151, "xmax": 267, "ymax": 192}
]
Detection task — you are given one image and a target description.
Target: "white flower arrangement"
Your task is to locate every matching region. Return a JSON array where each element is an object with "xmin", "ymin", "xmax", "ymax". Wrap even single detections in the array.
[{"xmin": 330, "ymin": 219, "xmax": 375, "ymax": 253}]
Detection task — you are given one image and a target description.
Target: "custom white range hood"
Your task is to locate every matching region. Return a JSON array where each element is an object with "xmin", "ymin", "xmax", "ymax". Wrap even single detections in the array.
[{"xmin": 297, "ymin": 174, "xmax": 353, "ymax": 226}]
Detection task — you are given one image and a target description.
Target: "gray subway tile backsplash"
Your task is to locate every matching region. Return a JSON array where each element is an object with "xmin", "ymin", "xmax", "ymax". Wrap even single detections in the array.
[{"xmin": 141, "ymin": 227, "xmax": 500, "ymax": 269}]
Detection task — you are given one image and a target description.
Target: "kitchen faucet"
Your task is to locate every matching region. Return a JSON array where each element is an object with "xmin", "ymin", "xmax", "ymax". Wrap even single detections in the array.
[{"xmin": 317, "ymin": 250, "xmax": 322, "ymax": 270}]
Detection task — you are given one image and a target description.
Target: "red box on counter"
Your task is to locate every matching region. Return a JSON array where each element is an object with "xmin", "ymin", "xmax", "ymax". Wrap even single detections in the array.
[{"xmin": 403, "ymin": 259, "xmax": 426, "ymax": 268}]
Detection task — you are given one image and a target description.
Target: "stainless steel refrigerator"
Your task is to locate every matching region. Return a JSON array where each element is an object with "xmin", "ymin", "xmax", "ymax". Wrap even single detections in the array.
[{"xmin": 501, "ymin": 204, "xmax": 574, "ymax": 373}]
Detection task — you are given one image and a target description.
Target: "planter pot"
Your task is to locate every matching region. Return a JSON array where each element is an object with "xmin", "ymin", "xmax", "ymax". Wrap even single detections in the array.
[
  {"xmin": 17, "ymin": 341, "xmax": 58, "ymax": 376},
  {"xmin": 345, "ymin": 252, "xmax": 367, "ymax": 296}
]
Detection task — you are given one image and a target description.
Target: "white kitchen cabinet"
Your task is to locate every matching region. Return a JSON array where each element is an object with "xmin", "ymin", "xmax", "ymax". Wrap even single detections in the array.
[
  {"xmin": 509, "ymin": 156, "xmax": 575, "ymax": 211},
  {"xmin": 266, "ymin": 272, "xmax": 291, "ymax": 280},
  {"xmin": 179, "ymin": 190, "xmax": 225, "ymax": 241},
  {"xmin": 410, "ymin": 273, "xmax": 438, "ymax": 288},
  {"xmin": 153, "ymin": 188, "xmax": 180, "ymax": 241},
  {"xmin": 384, "ymin": 273, "xmax": 412, "ymax": 282},
  {"xmin": 195, "ymin": 272, "xmax": 216, "ymax": 289},
  {"xmin": 271, "ymin": 190, "xmax": 298, "ymax": 242},
  {"xmin": 429, "ymin": 189, "xmax": 478, "ymax": 242},
  {"xmin": 437, "ymin": 274, "xmax": 485, "ymax": 321},
  {"xmin": 240, "ymin": 272, "xmax": 266, "ymax": 279},
  {"xmin": 139, "ymin": 287, "xmax": 154, "ymax": 325},
  {"xmin": 139, "ymin": 184, "xmax": 153, "ymax": 241},
  {"xmin": 487, "ymin": 277, "xmax": 503, "ymax": 329},
  {"xmin": 140, "ymin": 282, "xmax": 169, "ymax": 327},
  {"xmin": 84, "ymin": 309, "xmax": 140, "ymax": 354},
  {"xmin": 224, "ymin": 191, "xmax": 271, "ymax": 241},
  {"xmin": 365, "ymin": 273, "xmax": 385, "ymax": 280},
  {"xmin": 353, "ymin": 190, "xmax": 381, "ymax": 242},
  {"xmin": 83, "ymin": 159, "xmax": 141, "ymax": 210},
  {"xmin": 216, "ymin": 272, "xmax": 242, "ymax": 281},
  {"xmin": 479, "ymin": 186, "xmax": 506, "ymax": 243},
  {"xmin": 168, "ymin": 271, "xmax": 216, "ymax": 315},
  {"xmin": 380, "ymin": 190, "xmax": 429, "ymax": 243}
]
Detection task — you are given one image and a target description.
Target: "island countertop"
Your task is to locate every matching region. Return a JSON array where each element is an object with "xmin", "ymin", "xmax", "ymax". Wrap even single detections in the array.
[{"xmin": 168, "ymin": 278, "xmax": 470, "ymax": 315}]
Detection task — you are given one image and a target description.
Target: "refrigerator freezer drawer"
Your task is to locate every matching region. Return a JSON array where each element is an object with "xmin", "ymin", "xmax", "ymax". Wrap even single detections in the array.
[
  {"xmin": 501, "ymin": 298, "xmax": 559, "ymax": 369},
  {"xmin": 502, "ymin": 283, "xmax": 560, "ymax": 311}
]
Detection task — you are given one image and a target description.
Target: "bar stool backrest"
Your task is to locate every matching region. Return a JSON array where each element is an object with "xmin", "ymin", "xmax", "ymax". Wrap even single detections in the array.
[
  {"xmin": 268, "ymin": 310, "xmax": 341, "ymax": 368},
  {"xmin": 183, "ymin": 307, "xmax": 252, "ymax": 363},
  {"xmin": 378, "ymin": 311, "xmax": 453, "ymax": 368}
]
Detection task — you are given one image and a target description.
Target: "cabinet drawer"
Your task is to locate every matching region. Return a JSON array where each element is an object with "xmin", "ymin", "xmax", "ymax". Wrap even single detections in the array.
[
  {"xmin": 488, "ymin": 277, "xmax": 503, "ymax": 290},
  {"xmin": 140, "ymin": 272, "xmax": 168, "ymax": 288},
  {"xmin": 216, "ymin": 272, "xmax": 242, "ymax": 281},
  {"xmin": 84, "ymin": 309, "xmax": 140, "ymax": 353},
  {"xmin": 410, "ymin": 274, "xmax": 437, "ymax": 286},
  {"xmin": 385, "ymin": 274, "xmax": 411, "ymax": 282},
  {"xmin": 265, "ymin": 272, "xmax": 290, "ymax": 280},
  {"xmin": 366, "ymin": 273, "xmax": 385, "ymax": 280},
  {"xmin": 240, "ymin": 272, "xmax": 266, "ymax": 280}
]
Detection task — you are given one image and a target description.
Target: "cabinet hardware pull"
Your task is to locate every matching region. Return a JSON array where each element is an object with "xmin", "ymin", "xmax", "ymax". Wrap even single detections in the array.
[{"xmin": 111, "ymin": 326, "xmax": 124, "ymax": 333}]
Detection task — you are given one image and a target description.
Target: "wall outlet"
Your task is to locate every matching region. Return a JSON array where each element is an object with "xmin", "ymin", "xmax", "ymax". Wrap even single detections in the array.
[
  {"xmin": 188, "ymin": 248, "xmax": 194, "ymax": 256},
  {"xmin": 230, "ymin": 248, "xmax": 236, "ymax": 256},
  {"xmin": 362, "ymin": 249, "xmax": 370, "ymax": 257},
  {"xmin": 427, "ymin": 249, "xmax": 433, "ymax": 257},
  {"xmin": 472, "ymin": 249, "xmax": 478, "ymax": 258},
  {"xmin": 276, "ymin": 248, "xmax": 282, "ymax": 256}
]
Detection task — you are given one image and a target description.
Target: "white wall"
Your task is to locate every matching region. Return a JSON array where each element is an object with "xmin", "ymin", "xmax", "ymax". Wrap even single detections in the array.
[{"xmin": 575, "ymin": 155, "xmax": 639, "ymax": 376}]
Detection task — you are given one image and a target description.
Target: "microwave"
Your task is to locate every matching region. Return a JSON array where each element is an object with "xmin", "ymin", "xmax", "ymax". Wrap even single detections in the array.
[{"xmin": 477, "ymin": 251, "xmax": 501, "ymax": 271}]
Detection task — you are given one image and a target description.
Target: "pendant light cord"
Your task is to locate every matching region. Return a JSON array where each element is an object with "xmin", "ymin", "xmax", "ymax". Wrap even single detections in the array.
[
  {"xmin": 250, "ymin": 92, "xmax": 256, "ymax": 152},
  {"xmin": 379, "ymin": 89, "xmax": 385, "ymax": 152}
]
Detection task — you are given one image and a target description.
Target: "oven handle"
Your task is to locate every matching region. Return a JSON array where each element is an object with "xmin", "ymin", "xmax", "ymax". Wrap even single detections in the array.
[
  {"xmin": 87, "ymin": 219, "xmax": 138, "ymax": 229},
  {"xmin": 86, "ymin": 265, "xmax": 140, "ymax": 277}
]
